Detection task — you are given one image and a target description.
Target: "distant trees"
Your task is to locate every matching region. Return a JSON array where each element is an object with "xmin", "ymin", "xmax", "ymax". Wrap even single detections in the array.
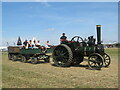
[
  {"xmin": 114, "ymin": 43, "xmax": 120, "ymax": 48},
  {"xmin": 104, "ymin": 43, "xmax": 120, "ymax": 48}
]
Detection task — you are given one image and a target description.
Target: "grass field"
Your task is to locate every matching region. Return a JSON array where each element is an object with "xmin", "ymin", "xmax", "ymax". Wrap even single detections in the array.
[{"xmin": 2, "ymin": 48, "xmax": 118, "ymax": 88}]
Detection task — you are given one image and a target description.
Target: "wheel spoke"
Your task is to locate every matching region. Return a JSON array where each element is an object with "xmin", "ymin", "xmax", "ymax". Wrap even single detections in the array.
[
  {"xmin": 89, "ymin": 60, "xmax": 96, "ymax": 63},
  {"xmin": 55, "ymin": 50, "xmax": 59, "ymax": 55},
  {"xmin": 105, "ymin": 59, "xmax": 110, "ymax": 60},
  {"xmin": 90, "ymin": 62, "xmax": 96, "ymax": 66},
  {"xmin": 62, "ymin": 56, "xmax": 68, "ymax": 59},
  {"xmin": 63, "ymin": 52, "xmax": 68, "ymax": 55},
  {"xmin": 54, "ymin": 56, "xmax": 60, "ymax": 61},
  {"xmin": 105, "ymin": 55, "xmax": 108, "ymax": 58},
  {"xmin": 105, "ymin": 62, "xmax": 108, "ymax": 64}
]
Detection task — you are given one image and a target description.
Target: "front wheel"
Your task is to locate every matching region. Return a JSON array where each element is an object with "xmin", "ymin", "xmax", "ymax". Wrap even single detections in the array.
[{"xmin": 88, "ymin": 53, "xmax": 104, "ymax": 70}]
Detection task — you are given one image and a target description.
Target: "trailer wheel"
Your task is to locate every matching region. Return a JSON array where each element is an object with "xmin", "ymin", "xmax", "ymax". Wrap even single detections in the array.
[
  {"xmin": 52, "ymin": 44, "xmax": 73, "ymax": 67},
  {"xmin": 11, "ymin": 55, "xmax": 17, "ymax": 61},
  {"xmin": 88, "ymin": 53, "xmax": 103, "ymax": 70},
  {"xmin": 103, "ymin": 53, "xmax": 111, "ymax": 67},
  {"xmin": 21, "ymin": 56, "xmax": 27, "ymax": 63},
  {"xmin": 44, "ymin": 56, "xmax": 50, "ymax": 63},
  {"xmin": 31, "ymin": 57, "xmax": 38, "ymax": 64},
  {"xmin": 8, "ymin": 54, "xmax": 12, "ymax": 60}
]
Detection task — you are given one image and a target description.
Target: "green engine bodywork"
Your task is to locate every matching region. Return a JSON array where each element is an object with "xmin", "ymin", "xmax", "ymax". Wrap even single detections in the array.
[
  {"xmin": 62, "ymin": 41, "xmax": 104, "ymax": 57},
  {"xmin": 20, "ymin": 48, "xmax": 42, "ymax": 54}
]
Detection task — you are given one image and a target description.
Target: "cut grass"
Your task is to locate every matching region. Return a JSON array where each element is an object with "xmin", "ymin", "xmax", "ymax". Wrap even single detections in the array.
[
  {"xmin": 2, "ymin": 64, "xmax": 92, "ymax": 88},
  {"xmin": 2, "ymin": 48, "xmax": 118, "ymax": 88}
]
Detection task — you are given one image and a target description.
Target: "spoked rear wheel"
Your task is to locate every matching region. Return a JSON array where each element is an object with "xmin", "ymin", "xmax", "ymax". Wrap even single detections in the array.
[
  {"xmin": 103, "ymin": 53, "xmax": 111, "ymax": 67},
  {"xmin": 88, "ymin": 53, "xmax": 104, "ymax": 70},
  {"xmin": 52, "ymin": 44, "xmax": 73, "ymax": 67}
]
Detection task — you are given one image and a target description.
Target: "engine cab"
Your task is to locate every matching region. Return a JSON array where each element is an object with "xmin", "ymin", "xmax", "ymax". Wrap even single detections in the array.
[{"xmin": 87, "ymin": 36, "xmax": 95, "ymax": 46}]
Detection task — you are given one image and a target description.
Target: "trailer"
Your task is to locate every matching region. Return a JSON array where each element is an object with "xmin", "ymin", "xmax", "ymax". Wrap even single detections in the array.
[{"xmin": 7, "ymin": 46, "xmax": 54, "ymax": 64}]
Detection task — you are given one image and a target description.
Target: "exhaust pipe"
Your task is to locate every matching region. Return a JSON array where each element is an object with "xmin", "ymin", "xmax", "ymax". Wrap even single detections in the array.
[{"xmin": 96, "ymin": 25, "xmax": 101, "ymax": 44}]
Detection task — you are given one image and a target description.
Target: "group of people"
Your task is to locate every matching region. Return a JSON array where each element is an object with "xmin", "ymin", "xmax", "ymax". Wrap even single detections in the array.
[
  {"xmin": 23, "ymin": 40, "xmax": 52, "ymax": 49},
  {"xmin": 22, "ymin": 33, "xmax": 68, "ymax": 49}
]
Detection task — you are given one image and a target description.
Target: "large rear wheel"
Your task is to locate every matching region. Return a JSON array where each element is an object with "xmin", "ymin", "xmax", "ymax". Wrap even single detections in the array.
[
  {"xmin": 88, "ymin": 53, "xmax": 103, "ymax": 70},
  {"xmin": 52, "ymin": 44, "xmax": 73, "ymax": 67}
]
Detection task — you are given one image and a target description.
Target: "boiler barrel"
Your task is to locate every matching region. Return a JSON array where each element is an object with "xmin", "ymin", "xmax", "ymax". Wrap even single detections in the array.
[{"xmin": 77, "ymin": 46, "xmax": 96, "ymax": 56}]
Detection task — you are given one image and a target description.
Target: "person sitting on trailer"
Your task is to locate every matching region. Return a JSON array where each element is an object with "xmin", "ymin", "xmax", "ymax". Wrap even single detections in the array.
[
  {"xmin": 28, "ymin": 40, "xmax": 33, "ymax": 49},
  {"xmin": 36, "ymin": 40, "xmax": 41, "ymax": 48},
  {"xmin": 35, "ymin": 40, "xmax": 40, "ymax": 47},
  {"xmin": 35, "ymin": 40, "xmax": 45, "ymax": 50},
  {"xmin": 60, "ymin": 33, "xmax": 68, "ymax": 44},
  {"xmin": 32, "ymin": 40, "xmax": 38, "ymax": 48},
  {"xmin": 46, "ymin": 41, "xmax": 53, "ymax": 48},
  {"xmin": 41, "ymin": 46, "xmax": 47, "ymax": 53},
  {"xmin": 23, "ymin": 40, "xmax": 28, "ymax": 49}
]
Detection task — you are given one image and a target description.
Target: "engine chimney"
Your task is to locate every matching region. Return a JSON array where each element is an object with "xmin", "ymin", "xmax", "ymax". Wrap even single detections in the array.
[{"xmin": 96, "ymin": 25, "xmax": 101, "ymax": 44}]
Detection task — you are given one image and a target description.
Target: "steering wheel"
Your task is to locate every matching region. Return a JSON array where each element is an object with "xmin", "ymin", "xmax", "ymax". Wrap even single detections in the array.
[{"xmin": 71, "ymin": 36, "xmax": 84, "ymax": 43}]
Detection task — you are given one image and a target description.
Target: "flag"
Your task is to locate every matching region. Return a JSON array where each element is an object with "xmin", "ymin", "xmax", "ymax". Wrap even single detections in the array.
[
  {"xmin": 32, "ymin": 37, "xmax": 37, "ymax": 44},
  {"xmin": 17, "ymin": 36, "xmax": 22, "ymax": 45}
]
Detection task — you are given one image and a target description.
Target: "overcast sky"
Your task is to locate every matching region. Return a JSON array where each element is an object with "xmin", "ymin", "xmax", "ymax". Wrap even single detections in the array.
[{"xmin": 2, "ymin": 2, "xmax": 118, "ymax": 46}]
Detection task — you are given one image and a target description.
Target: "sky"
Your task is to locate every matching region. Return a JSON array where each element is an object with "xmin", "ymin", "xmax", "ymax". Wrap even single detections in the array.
[{"xmin": 2, "ymin": 2, "xmax": 118, "ymax": 46}]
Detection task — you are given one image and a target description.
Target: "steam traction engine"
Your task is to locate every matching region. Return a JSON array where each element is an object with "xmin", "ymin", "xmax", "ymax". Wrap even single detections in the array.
[{"xmin": 52, "ymin": 25, "xmax": 111, "ymax": 70}]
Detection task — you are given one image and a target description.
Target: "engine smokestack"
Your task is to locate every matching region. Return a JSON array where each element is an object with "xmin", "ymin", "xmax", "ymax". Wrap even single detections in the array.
[{"xmin": 96, "ymin": 25, "xmax": 101, "ymax": 44}]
